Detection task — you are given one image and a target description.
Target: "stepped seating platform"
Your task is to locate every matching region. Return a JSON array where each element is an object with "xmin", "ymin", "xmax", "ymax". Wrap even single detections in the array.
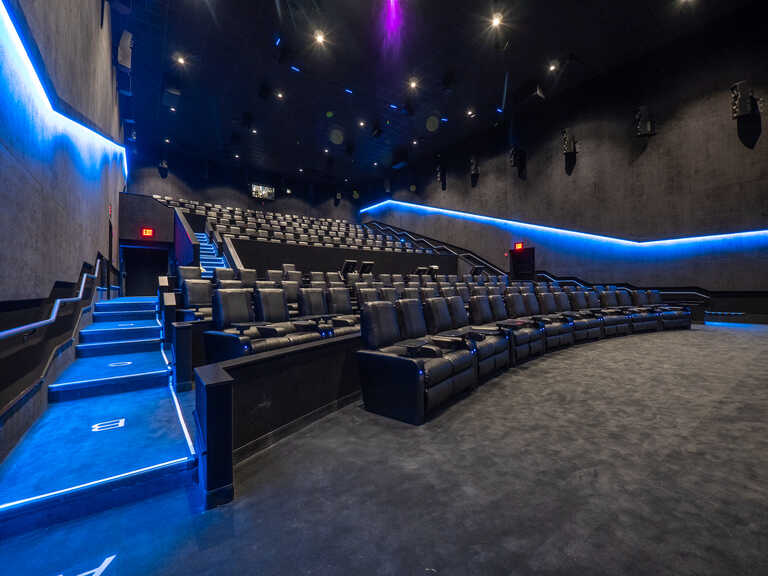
[{"xmin": 0, "ymin": 297, "xmax": 196, "ymax": 534}]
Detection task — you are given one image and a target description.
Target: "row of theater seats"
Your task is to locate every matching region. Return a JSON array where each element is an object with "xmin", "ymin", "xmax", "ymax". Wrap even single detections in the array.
[
  {"xmin": 357, "ymin": 288, "xmax": 692, "ymax": 424},
  {"xmin": 153, "ymin": 195, "xmax": 434, "ymax": 253}
]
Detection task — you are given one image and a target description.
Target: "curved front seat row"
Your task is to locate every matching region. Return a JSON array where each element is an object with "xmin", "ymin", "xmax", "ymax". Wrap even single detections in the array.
[{"xmin": 357, "ymin": 300, "xmax": 478, "ymax": 425}]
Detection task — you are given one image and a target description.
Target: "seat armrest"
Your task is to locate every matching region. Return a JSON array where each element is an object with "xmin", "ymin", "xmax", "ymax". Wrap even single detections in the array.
[
  {"xmin": 404, "ymin": 340, "xmax": 441, "ymax": 358},
  {"xmin": 429, "ymin": 336, "xmax": 466, "ymax": 350},
  {"xmin": 291, "ymin": 320, "xmax": 322, "ymax": 332},
  {"xmin": 230, "ymin": 321, "xmax": 268, "ymax": 334},
  {"xmin": 356, "ymin": 351, "xmax": 426, "ymax": 425},
  {"xmin": 332, "ymin": 317, "xmax": 358, "ymax": 327}
]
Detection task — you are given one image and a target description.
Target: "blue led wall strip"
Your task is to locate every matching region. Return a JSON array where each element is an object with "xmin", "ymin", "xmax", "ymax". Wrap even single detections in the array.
[
  {"xmin": 0, "ymin": 0, "xmax": 128, "ymax": 177},
  {"xmin": 360, "ymin": 200, "xmax": 768, "ymax": 248}
]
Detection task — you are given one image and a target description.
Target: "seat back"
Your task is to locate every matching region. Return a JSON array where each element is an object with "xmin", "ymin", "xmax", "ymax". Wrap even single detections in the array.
[
  {"xmin": 285, "ymin": 269, "xmax": 303, "ymax": 283},
  {"xmin": 395, "ymin": 299, "xmax": 428, "ymax": 339},
  {"xmin": 471, "ymin": 285, "xmax": 489, "ymax": 297},
  {"xmin": 282, "ymin": 263, "xmax": 296, "ymax": 274},
  {"xmin": 298, "ymin": 288, "xmax": 328, "ymax": 316},
  {"xmin": 266, "ymin": 269, "xmax": 283, "ymax": 282},
  {"xmin": 616, "ymin": 290, "xmax": 633, "ymax": 307},
  {"xmin": 505, "ymin": 293, "xmax": 528, "ymax": 318},
  {"xmin": 357, "ymin": 288, "xmax": 381, "ymax": 305},
  {"xmin": 310, "ymin": 271, "xmax": 326, "ymax": 283},
  {"xmin": 213, "ymin": 268, "xmax": 236, "ymax": 284},
  {"xmin": 586, "ymin": 291, "xmax": 601, "ymax": 309},
  {"xmin": 537, "ymin": 292, "xmax": 559, "ymax": 315},
  {"xmin": 253, "ymin": 288, "xmax": 289, "ymax": 323},
  {"xmin": 422, "ymin": 297, "xmax": 453, "ymax": 334},
  {"xmin": 488, "ymin": 295, "xmax": 509, "ymax": 321},
  {"xmin": 213, "ymin": 288, "xmax": 254, "ymax": 329},
  {"xmin": 282, "ymin": 280, "xmax": 299, "ymax": 304},
  {"xmin": 554, "ymin": 292, "xmax": 572, "ymax": 312},
  {"xmin": 184, "ymin": 279, "xmax": 212, "ymax": 308},
  {"xmin": 599, "ymin": 291, "xmax": 620, "ymax": 308},
  {"xmin": 239, "ymin": 268, "xmax": 258, "ymax": 286},
  {"xmin": 439, "ymin": 284, "xmax": 458, "ymax": 298},
  {"xmin": 420, "ymin": 286, "xmax": 439, "ymax": 300},
  {"xmin": 218, "ymin": 280, "xmax": 244, "ymax": 290},
  {"xmin": 327, "ymin": 287, "xmax": 353, "ymax": 314},
  {"xmin": 648, "ymin": 290, "xmax": 664, "ymax": 305},
  {"xmin": 455, "ymin": 283, "xmax": 470, "ymax": 303},
  {"xmin": 522, "ymin": 292, "xmax": 541, "ymax": 316},
  {"xmin": 401, "ymin": 287, "xmax": 420, "ymax": 300},
  {"xmin": 380, "ymin": 287, "xmax": 400, "ymax": 303},
  {"xmin": 632, "ymin": 290, "xmax": 650, "ymax": 306},
  {"xmin": 378, "ymin": 274, "xmax": 393, "ymax": 287},
  {"xmin": 469, "ymin": 296, "xmax": 494, "ymax": 325},
  {"xmin": 568, "ymin": 291, "xmax": 590, "ymax": 311},
  {"xmin": 178, "ymin": 266, "xmax": 202, "ymax": 284},
  {"xmin": 360, "ymin": 301, "xmax": 401, "ymax": 349}
]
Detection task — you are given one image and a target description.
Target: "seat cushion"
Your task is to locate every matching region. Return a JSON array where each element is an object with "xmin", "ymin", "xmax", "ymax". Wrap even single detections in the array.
[
  {"xmin": 421, "ymin": 357, "xmax": 453, "ymax": 388},
  {"xmin": 441, "ymin": 348, "xmax": 475, "ymax": 373},
  {"xmin": 509, "ymin": 326, "xmax": 539, "ymax": 344},
  {"xmin": 602, "ymin": 313, "xmax": 628, "ymax": 326}
]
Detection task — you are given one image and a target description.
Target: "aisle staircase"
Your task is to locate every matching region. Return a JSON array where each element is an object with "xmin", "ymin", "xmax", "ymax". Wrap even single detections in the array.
[
  {"xmin": 196, "ymin": 232, "xmax": 227, "ymax": 279},
  {"xmin": 0, "ymin": 296, "xmax": 196, "ymax": 534}
]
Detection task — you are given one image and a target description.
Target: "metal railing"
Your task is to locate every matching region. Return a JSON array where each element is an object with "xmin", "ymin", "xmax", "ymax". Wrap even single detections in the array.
[{"xmin": 0, "ymin": 259, "xmax": 101, "ymax": 342}]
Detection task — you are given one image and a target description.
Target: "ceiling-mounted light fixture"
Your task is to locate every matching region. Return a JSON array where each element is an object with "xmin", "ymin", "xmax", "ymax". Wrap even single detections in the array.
[
  {"xmin": 492, "ymin": 13, "xmax": 502, "ymax": 28},
  {"xmin": 408, "ymin": 77, "xmax": 418, "ymax": 90},
  {"xmin": 314, "ymin": 30, "xmax": 325, "ymax": 44}
]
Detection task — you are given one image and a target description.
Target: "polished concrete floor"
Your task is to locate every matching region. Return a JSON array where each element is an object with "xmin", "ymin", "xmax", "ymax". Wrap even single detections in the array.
[{"xmin": 0, "ymin": 323, "xmax": 766, "ymax": 575}]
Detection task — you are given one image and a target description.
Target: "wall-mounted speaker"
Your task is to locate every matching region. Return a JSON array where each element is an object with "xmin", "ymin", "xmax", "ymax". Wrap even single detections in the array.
[
  {"xmin": 634, "ymin": 105, "xmax": 655, "ymax": 137},
  {"xmin": 561, "ymin": 129, "xmax": 576, "ymax": 154},
  {"xmin": 731, "ymin": 81, "xmax": 756, "ymax": 118}
]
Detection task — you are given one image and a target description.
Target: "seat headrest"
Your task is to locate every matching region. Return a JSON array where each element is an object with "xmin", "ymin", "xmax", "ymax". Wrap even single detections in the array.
[
  {"xmin": 445, "ymin": 296, "xmax": 468, "ymax": 328},
  {"xmin": 599, "ymin": 291, "xmax": 620, "ymax": 308},
  {"xmin": 213, "ymin": 288, "xmax": 254, "ymax": 329},
  {"xmin": 522, "ymin": 292, "xmax": 540, "ymax": 315},
  {"xmin": 488, "ymin": 295, "xmax": 508, "ymax": 321},
  {"xmin": 469, "ymin": 295, "xmax": 493, "ymax": 325},
  {"xmin": 537, "ymin": 292, "xmax": 558, "ymax": 315},
  {"xmin": 616, "ymin": 290, "xmax": 633, "ymax": 307},
  {"xmin": 505, "ymin": 293, "xmax": 527, "ymax": 317},
  {"xmin": 423, "ymin": 297, "xmax": 452, "ymax": 334},
  {"xmin": 360, "ymin": 301, "xmax": 400, "ymax": 349},
  {"xmin": 568, "ymin": 291, "xmax": 589, "ymax": 311},
  {"xmin": 554, "ymin": 292, "xmax": 572, "ymax": 311},
  {"xmin": 298, "ymin": 288, "xmax": 327, "ymax": 316},
  {"xmin": 327, "ymin": 287, "xmax": 353, "ymax": 314},
  {"xmin": 253, "ymin": 288, "xmax": 288, "ymax": 322},
  {"xmin": 184, "ymin": 279, "xmax": 212, "ymax": 307},
  {"xmin": 395, "ymin": 299, "xmax": 428, "ymax": 339}
]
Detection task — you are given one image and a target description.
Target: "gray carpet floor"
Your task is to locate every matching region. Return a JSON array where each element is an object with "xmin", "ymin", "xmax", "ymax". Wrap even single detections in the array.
[
  {"xmin": 0, "ymin": 324, "xmax": 765, "ymax": 576},
  {"xmin": 234, "ymin": 324, "xmax": 768, "ymax": 576}
]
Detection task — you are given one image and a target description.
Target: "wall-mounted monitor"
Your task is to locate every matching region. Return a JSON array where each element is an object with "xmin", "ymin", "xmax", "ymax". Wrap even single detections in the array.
[{"xmin": 251, "ymin": 183, "xmax": 275, "ymax": 200}]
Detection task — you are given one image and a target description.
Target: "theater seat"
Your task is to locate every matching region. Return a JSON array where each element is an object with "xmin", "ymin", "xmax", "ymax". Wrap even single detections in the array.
[
  {"xmin": 588, "ymin": 291, "xmax": 630, "ymax": 336},
  {"xmin": 522, "ymin": 292, "xmax": 575, "ymax": 349},
  {"xmin": 465, "ymin": 296, "xmax": 511, "ymax": 375},
  {"xmin": 502, "ymin": 293, "xmax": 546, "ymax": 361},
  {"xmin": 644, "ymin": 290, "xmax": 692, "ymax": 330},
  {"xmin": 614, "ymin": 290, "xmax": 660, "ymax": 333},
  {"xmin": 553, "ymin": 292, "xmax": 603, "ymax": 341},
  {"xmin": 357, "ymin": 300, "xmax": 477, "ymax": 425},
  {"xmin": 181, "ymin": 279, "xmax": 213, "ymax": 321},
  {"xmin": 325, "ymin": 287, "xmax": 361, "ymax": 335}
]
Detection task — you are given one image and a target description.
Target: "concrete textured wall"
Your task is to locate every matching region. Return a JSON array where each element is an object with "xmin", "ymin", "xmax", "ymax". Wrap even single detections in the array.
[
  {"xmin": 128, "ymin": 166, "xmax": 360, "ymax": 222},
  {"xmin": 376, "ymin": 33, "xmax": 768, "ymax": 291},
  {"xmin": 0, "ymin": 0, "xmax": 124, "ymax": 301}
]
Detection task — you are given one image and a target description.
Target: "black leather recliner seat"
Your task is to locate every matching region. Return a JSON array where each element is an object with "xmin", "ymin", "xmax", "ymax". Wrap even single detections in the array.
[
  {"xmin": 298, "ymin": 287, "xmax": 360, "ymax": 336},
  {"xmin": 614, "ymin": 290, "xmax": 661, "ymax": 333},
  {"xmin": 552, "ymin": 292, "xmax": 603, "ymax": 341},
  {"xmin": 584, "ymin": 291, "xmax": 630, "ymax": 336},
  {"xmin": 499, "ymin": 293, "xmax": 547, "ymax": 362},
  {"xmin": 437, "ymin": 296, "xmax": 509, "ymax": 377},
  {"xmin": 181, "ymin": 279, "xmax": 213, "ymax": 321},
  {"xmin": 523, "ymin": 292, "xmax": 575, "ymax": 349},
  {"xmin": 635, "ymin": 290, "xmax": 692, "ymax": 330},
  {"xmin": 596, "ymin": 291, "xmax": 635, "ymax": 336},
  {"xmin": 357, "ymin": 300, "xmax": 478, "ymax": 425}
]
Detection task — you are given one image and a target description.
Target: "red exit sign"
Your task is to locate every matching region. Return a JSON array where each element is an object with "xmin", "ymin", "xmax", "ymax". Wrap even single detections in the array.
[{"xmin": 140, "ymin": 227, "xmax": 155, "ymax": 238}]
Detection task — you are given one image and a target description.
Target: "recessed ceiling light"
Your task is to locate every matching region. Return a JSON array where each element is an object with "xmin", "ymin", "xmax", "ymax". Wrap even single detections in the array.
[
  {"xmin": 466, "ymin": 108, "xmax": 475, "ymax": 117},
  {"xmin": 359, "ymin": 120, "xmax": 366, "ymax": 128},
  {"xmin": 176, "ymin": 55, "xmax": 186, "ymax": 65},
  {"xmin": 324, "ymin": 148, "xmax": 329, "ymax": 154},
  {"xmin": 234, "ymin": 154, "xmax": 239, "ymax": 159},
  {"xmin": 492, "ymin": 13, "xmax": 502, "ymax": 27},
  {"xmin": 251, "ymin": 129, "xmax": 258, "ymax": 134},
  {"xmin": 373, "ymin": 162, "xmax": 378, "ymax": 166},
  {"xmin": 299, "ymin": 168, "xmax": 304, "ymax": 173},
  {"xmin": 548, "ymin": 61, "xmax": 558, "ymax": 73},
  {"xmin": 276, "ymin": 91, "xmax": 284, "ymax": 99},
  {"xmin": 314, "ymin": 31, "xmax": 325, "ymax": 44},
  {"xmin": 286, "ymin": 188, "xmax": 292, "ymax": 195},
  {"xmin": 409, "ymin": 77, "xmax": 418, "ymax": 90},
  {"xmin": 412, "ymin": 139, "xmax": 418, "ymax": 146},
  {"xmin": 164, "ymin": 138, "xmax": 170, "ymax": 143},
  {"xmin": 169, "ymin": 107, "xmax": 176, "ymax": 112}
]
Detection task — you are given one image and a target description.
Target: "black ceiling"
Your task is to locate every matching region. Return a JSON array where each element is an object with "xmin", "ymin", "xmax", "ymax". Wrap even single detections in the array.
[{"xmin": 117, "ymin": 0, "xmax": 755, "ymax": 187}]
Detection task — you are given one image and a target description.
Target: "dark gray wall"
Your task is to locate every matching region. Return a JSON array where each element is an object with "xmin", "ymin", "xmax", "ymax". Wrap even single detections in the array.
[
  {"xmin": 375, "ymin": 28, "xmax": 768, "ymax": 291},
  {"xmin": 0, "ymin": 0, "xmax": 125, "ymax": 301},
  {"xmin": 128, "ymin": 166, "xmax": 360, "ymax": 222}
]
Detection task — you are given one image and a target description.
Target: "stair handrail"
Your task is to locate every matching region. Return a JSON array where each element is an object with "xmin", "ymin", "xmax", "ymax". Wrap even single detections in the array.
[
  {"xmin": 368, "ymin": 222, "xmax": 458, "ymax": 255},
  {"xmin": 0, "ymin": 258, "xmax": 101, "ymax": 342}
]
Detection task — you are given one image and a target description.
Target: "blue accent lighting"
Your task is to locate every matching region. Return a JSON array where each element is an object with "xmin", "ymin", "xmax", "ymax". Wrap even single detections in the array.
[
  {"xmin": 359, "ymin": 199, "xmax": 768, "ymax": 259},
  {"xmin": 496, "ymin": 107, "xmax": 504, "ymax": 113},
  {"xmin": 290, "ymin": 65, "xmax": 301, "ymax": 72},
  {"xmin": 275, "ymin": 36, "xmax": 281, "ymax": 47},
  {"xmin": 389, "ymin": 104, "xmax": 399, "ymax": 110},
  {"xmin": 344, "ymin": 88, "xmax": 353, "ymax": 94},
  {"xmin": 0, "ymin": 0, "xmax": 128, "ymax": 179},
  {"xmin": 440, "ymin": 117, "xmax": 449, "ymax": 123}
]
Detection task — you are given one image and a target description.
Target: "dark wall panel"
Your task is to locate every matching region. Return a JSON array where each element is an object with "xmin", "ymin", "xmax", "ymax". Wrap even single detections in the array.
[
  {"xmin": 234, "ymin": 240, "xmax": 458, "ymax": 277},
  {"xmin": 374, "ymin": 23, "xmax": 768, "ymax": 291},
  {"xmin": 119, "ymin": 193, "xmax": 173, "ymax": 243}
]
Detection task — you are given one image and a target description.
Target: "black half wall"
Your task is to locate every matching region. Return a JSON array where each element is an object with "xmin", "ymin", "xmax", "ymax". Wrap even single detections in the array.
[{"xmin": 371, "ymin": 17, "xmax": 768, "ymax": 292}]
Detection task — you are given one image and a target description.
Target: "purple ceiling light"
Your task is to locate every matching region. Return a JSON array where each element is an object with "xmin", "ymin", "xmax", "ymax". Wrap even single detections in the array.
[{"xmin": 380, "ymin": 0, "xmax": 404, "ymax": 55}]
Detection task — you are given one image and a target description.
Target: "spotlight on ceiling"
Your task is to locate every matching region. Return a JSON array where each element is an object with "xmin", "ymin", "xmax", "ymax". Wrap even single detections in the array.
[
  {"xmin": 408, "ymin": 77, "xmax": 418, "ymax": 90},
  {"xmin": 176, "ymin": 55, "xmax": 186, "ymax": 65},
  {"xmin": 324, "ymin": 148, "xmax": 329, "ymax": 154},
  {"xmin": 492, "ymin": 13, "xmax": 502, "ymax": 28},
  {"xmin": 548, "ymin": 61, "xmax": 559, "ymax": 73},
  {"xmin": 169, "ymin": 107, "xmax": 176, "ymax": 112},
  {"xmin": 314, "ymin": 31, "xmax": 325, "ymax": 45},
  {"xmin": 276, "ymin": 91, "xmax": 284, "ymax": 99},
  {"xmin": 412, "ymin": 139, "xmax": 418, "ymax": 146},
  {"xmin": 164, "ymin": 138, "xmax": 170, "ymax": 144},
  {"xmin": 286, "ymin": 188, "xmax": 292, "ymax": 195},
  {"xmin": 358, "ymin": 120, "xmax": 366, "ymax": 128},
  {"xmin": 234, "ymin": 154, "xmax": 239, "ymax": 159},
  {"xmin": 251, "ymin": 128, "xmax": 258, "ymax": 134},
  {"xmin": 298, "ymin": 168, "xmax": 304, "ymax": 173},
  {"xmin": 466, "ymin": 108, "xmax": 475, "ymax": 118},
  {"xmin": 373, "ymin": 162, "xmax": 378, "ymax": 167}
]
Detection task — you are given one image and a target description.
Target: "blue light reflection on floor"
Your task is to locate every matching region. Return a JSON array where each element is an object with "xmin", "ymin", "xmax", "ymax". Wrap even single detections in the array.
[{"xmin": 704, "ymin": 322, "xmax": 768, "ymax": 331}]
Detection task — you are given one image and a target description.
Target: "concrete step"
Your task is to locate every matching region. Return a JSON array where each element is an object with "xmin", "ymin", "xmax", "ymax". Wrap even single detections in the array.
[
  {"xmin": 93, "ymin": 310, "xmax": 156, "ymax": 322},
  {"xmin": 76, "ymin": 338, "xmax": 164, "ymax": 358}
]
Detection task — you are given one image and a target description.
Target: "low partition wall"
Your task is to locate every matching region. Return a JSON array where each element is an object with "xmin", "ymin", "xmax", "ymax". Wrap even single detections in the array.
[
  {"xmin": 233, "ymin": 239, "xmax": 458, "ymax": 277},
  {"xmin": 194, "ymin": 333, "xmax": 363, "ymax": 507}
]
